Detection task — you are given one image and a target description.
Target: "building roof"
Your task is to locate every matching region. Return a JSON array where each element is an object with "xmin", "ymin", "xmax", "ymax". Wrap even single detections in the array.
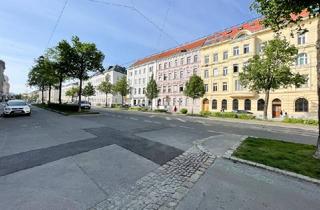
[
  {"xmin": 130, "ymin": 10, "xmax": 311, "ymax": 67},
  {"xmin": 106, "ymin": 65, "xmax": 127, "ymax": 74}
]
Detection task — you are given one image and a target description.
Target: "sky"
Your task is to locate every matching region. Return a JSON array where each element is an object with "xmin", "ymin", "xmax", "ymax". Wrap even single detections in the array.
[{"xmin": 0, "ymin": 0, "xmax": 258, "ymax": 94}]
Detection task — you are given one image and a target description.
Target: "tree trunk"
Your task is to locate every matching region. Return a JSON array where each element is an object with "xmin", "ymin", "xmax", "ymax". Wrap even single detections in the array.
[
  {"xmin": 150, "ymin": 99, "xmax": 153, "ymax": 111},
  {"xmin": 263, "ymin": 90, "xmax": 270, "ymax": 120},
  {"xmin": 48, "ymin": 85, "xmax": 51, "ymax": 104},
  {"xmin": 314, "ymin": 17, "xmax": 320, "ymax": 159},
  {"xmin": 78, "ymin": 78, "xmax": 82, "ymax": 112},
  {"xmin": 58, "ymin": 78, "xmax": 62, "ymax": 104},
  {"xmin": 41, "ymin": 88, "xmax": 44, "ymax": 104},
  {"xmin": 121, "ymin": 95, "xmax": 124, "ymax": 106},
  {"xmin": 191, "ymin": 98, "xmax": 194, "ymax": 115},
  {"xmin": 105, "ymin": 93, "xmax": 108, "ymax": 107}
]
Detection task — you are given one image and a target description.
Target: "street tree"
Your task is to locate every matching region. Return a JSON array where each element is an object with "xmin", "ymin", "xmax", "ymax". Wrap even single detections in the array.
[
  {"xmin": 82, "ymin": 82, "xmax": 95, "ymax": 102},
  {"xmin": 239, "ymin": 38, "xmax": 306, "ymax": 120},
  {"xmin": 184, "ymin": 75, "xmax": 205, "ymax": 115},
  {"xmin": 113, "ymin": 76, "xmax": 129, "ymax": 106},
  {"xmin": 97, "ymin": 75, "xmax": 113, "ymax": 107},
  {"xmin": 251, "ymin": 0, "xmax": 320, "ymax": 158},
  {"xmin": 65, "ymin": 86, "xmax": 79, "ymax": 102},
  {"xmin": 57, "ymin": 36, "xmax": 105, "ymax": 111},
  {"xmin": 145, "ymin": 74, "xmax": 159, "ymax": 110}
]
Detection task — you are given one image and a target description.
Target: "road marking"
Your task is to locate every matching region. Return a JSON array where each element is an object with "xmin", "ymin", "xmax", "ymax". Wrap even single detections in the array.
[
  {"xmin": 144, "ymin": 120, "xmax": 153, "ymax": 123},
  {"xmin": 175, "ymin": 118, "xmax": 186, "ymax": 122},
  {"xmin": 179, "ymin": 125, "xmax": 192, "ymax": 129},
  {"xmin": 152, "ymin": 121, "xmax": 161, "ymax": 124},
  {"xmin": 169, "ymin": 123, "xmax": 177, "ymax": 127},
  {"xmin": 165, "ymin": 117, "xmax": 172, "ymax": 121},
  {"xmin": 149, "ymin": 115, "xmax": 155, "ymax": 118},
  {"xmin": 129, "ymin": 117, "xmax": 138, "ymax": 121}
]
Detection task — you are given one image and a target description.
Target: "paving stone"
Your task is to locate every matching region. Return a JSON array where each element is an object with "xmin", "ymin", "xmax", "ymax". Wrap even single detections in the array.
[{"xmin": 90, "ymin": 145, "xmax": 216, "ymax": 210}]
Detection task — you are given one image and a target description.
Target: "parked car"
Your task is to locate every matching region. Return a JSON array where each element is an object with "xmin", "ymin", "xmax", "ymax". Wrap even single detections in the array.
[
  {"xmin": 76, "ymin": 100, "xmax": 91, "ymax": 109},
  {"xmin": 3, "ymin": 100, "xmax": 31, "ymax": 117},
  {"xmin": 232, "ymin": 110, "xmax": 253, "ymax": 114}
]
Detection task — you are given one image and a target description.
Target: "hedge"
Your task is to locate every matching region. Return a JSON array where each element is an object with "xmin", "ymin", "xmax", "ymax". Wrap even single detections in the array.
[
  {"xmin": 282, "ymin": 117, "xmax": 318, "ymax": 126},
  {"xmin": 48, "ymin": 103, "xmax": 79, "ymax": 112}
]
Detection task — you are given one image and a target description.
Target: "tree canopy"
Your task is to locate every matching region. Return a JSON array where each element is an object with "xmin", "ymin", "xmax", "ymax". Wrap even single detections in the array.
[
  {"xmin": 184, "ymin": 75, "xmax": 205, "ymax": 114},
  {"xmin": 145, "ymin": 74, "xmax": 159, "ymax": 109},
  {"xmin": 113, "ymin": 76, "xmax": 129, "ymax": 105},
  {"xmin": 82, "ymin": 82, "xmax": 95, "ymax": 100},
  {"xmin": 97, "ymin": 75, "xmax": 113, "ymax": 107}
]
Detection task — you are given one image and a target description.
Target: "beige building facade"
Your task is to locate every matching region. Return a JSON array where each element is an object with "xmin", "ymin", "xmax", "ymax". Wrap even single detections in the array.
[{"xmin": 200, "ymin": 17, "xmax": 319, "ymax": 119}]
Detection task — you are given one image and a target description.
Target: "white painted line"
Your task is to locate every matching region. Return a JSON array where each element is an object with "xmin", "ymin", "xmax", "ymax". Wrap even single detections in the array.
[
  {"xmin": 152, "ymin": 121, "xmax": 161, "ymax": 124},
  {"xmin": 179, "ymin": 125, "xmax": 192, "ymax": 129},
  {"xmin": 165, "ymin": 117, "xmax": 172, "ymax": 121},
  {"xmin": 176, "ymin": 118, "xmax": 186, "ymax": 123},
  {"xmin": 144, "ymin": 120, "xmax": 153, "ymax": 123},
  {"xmin": 149, "ymin": 115, "xmax": 155, "ymax": 118},
  {"xmin": 129, "ymin": 117, "xmax": 138, "ymax": 121}
]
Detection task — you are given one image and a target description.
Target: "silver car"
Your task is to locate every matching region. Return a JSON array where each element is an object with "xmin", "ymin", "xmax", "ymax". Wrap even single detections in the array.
[{"xmin": 3, "ymin": 100, "xmax": 31, "ymax": 117}]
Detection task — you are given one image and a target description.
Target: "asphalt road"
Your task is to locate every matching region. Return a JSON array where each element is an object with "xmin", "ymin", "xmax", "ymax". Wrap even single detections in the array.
[{"xmin": 0, "ymin": 107, "xmax": 319, "ymax": 210}]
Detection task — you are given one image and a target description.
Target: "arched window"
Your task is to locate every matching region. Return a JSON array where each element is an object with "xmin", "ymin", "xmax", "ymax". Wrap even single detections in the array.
[
  {"xmin": 296, "ymin": 53, "xmax": 308, "ymax": 65},
  {"xmin": 232, "ymin": 99, "xmax": 239, "ymax": 110},
  {"xmin": 221, "ymin": 99, "xmax": 227, "ymax": 110},
  {"xmin": 244, "ymin": 99, "xmax": 251, "ymax": 110},
  {"xmin": 295, "ymin": 98, "xmax": 308, "ymax": 112},
  {"xmin": 212, "ymin": 99, "xmax": 217, "ymax": 110},
  {"xmin": 257, "ymin": 99, "xmax": 265, "ymax": 111}
]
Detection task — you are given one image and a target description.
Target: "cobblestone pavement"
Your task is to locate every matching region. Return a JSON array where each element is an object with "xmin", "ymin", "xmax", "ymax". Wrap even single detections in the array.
[{"xmin": 90, "ymin": 145, "xmax": 215, "ymax": 210}]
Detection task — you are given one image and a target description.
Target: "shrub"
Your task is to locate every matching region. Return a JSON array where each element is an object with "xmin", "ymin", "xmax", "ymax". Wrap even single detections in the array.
[
  {"xmin": 200, "ymin": 111, "xmax": 211, "ymax": 117},
  {"xmin": 154, "ymin": 109, "xmax": 167, "ymax": 113},
  {"xmin": 180, "ymin": 108, "xmax": 188, "ymax": 114},
  {"xmin": 211, "ymin": 112, "xmax": 237, "ymax": 118},
  {"xmin": 237, "ymin": 114, "xmax": 256, "ymax": 120},
  {"xmin": 96, "ymin": 103, "xmax": 101, "ymax": 106},
  {"xmin": 283, "ymin": 117, "xmax": 318, "ymax": 126},
  {"xmin": 129, "ymin": 107, "xmax": 142, "ymax": 111},
  {"xmin": 48, "ymin": 103, "xmax": 79, "ymax": 112}
]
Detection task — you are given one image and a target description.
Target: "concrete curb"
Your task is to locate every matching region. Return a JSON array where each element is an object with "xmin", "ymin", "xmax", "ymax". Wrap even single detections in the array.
[
  {"xmin": 222, "ymin": 137, "xmax": 320, "ymax": 186},
  {"xmin": 36, "ymin": 106, "xmax": 100, "ymax": 116}
]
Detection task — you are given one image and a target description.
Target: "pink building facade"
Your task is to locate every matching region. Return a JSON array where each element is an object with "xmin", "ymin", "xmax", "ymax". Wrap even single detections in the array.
[{"xmin": 155, "ymin": 39, "xmax": 206, "ymax": 113}]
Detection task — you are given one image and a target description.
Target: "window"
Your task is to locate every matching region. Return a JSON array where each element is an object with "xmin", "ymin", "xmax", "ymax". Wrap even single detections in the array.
[
  {"xmin": 135, "ymin": 70, "xmax": 138, "ymax": 75},
  {"xmin": 232, "ymin": 99, "xmax": 239, "ymax": 110},
  {"xmin": 194, "ymin": 55, "xmax": 198, "ymax": 63},
  {"xmin": 221, "ymin": 99, "xmax": 227, "ymax": 110},
  {"xmin": 181, "ymin": 58, "xmax": 184, "ymax": 65},
  {"xmin": 222, "ymin": 82, "xmax": 228, "ymax": 91},
  {"xmin": 235, "ymin": 80, "xmax": 243, "ymax": 91},
  {"xmin": 134, "ymin": 88, "xmax": 137, "ymax": 94},
  {"xmin": 158, "ymin": 64, "xmax": 162, "ymax": 70},
  {"xmin": 213, "ymin": 53, "xmax": 218, "ymax": 63},
  {"xmin": 143, "ymin": 78, "xmax": 145, "ymax": 84},
  {"xmin": 212, "ymin": 99, "xmax": 217, "ymax": 109},
  {"xmin": 212, "ymin": 83, "xmax": 218, "ymax": 92},
  {"xmin": 257, "ymin": 99, "xmax": 265, "ymax": 111},
  {"xmin": 298, "ymin": 33, "xmax": 306, "ymax": 45},
  {"xmin": 180, "ymin": 71, "xmax": 183, "ymax": 79},
  {"xmin": 143, "ymin": 68, "xmax": 146, "ymax": 74},
  {"xmin": 169, "ymin": 73, "xmax": 172, "ymax": 80},
  {"xmin": 168, "ymin": 86, "xmax": 171, "ymax": 93},
  {"xmin": 204, "ymin": 70, "xmax": 209, "ymax": 78},
  {"xmin": 139, "ymin": 69, "xmax": 141, "ymax": 74},
  {"xmin": 138, "ymin": 88, "xmax": 141, "ymax": 94},
  {"xmin": 163, "ymin": 74, "xmax": 167, "ymax": 80},
  {"xmin": 243, "ymin": 44, "xmax": 250, "ymax": 54},
  {"xmin": 193, "ymin": 68, "xmax": 198, "ymax": 75},
  {"xmin": 243, "ymin": 61, "xmax": 249, "ymax": 71},
  {"xmin": 179, "ymin": 85, "xmax": 184, "ymax": 92},
  {"xmin": 175, "ymin": 60, "xmax": 178, "ymax": 66},
  {"xmin": 296, "ymin": 53, "xmax": 308, "ymax": 65},
  {"xmin": 223, "ymin": 51, "xmax": 228, "ymax": 60},
  {"xmin": 139, "ymin": 78, "xmax": 141, "ymax": 84},
  {"xmin": 259, "ymin": 42, "xmax": 265, "ymax": 53},
  {"xmin": 244, "ymin": 99, "xmax": 251, "ymax": 110},
  {"xmin": 174, "ymin": 72, "xmax": 177, "ymax": 80},
  {"xmin": 164, "ymin": 63, "xmax": 167, "ymax": 69},
  {"xmin": 204, "ymin": 55, "xmax": 209, "ymax": 64},
  {"xmin": 213, "ymin": 68, "xmax": 219, "ymax": 77},
  {"xmin": 143, "ymin": 88, "xmax": 145, "ymax": 94},
  {"xmin": 149, "ymin": 66, "xmax": 153, "ymax": 72},
  {"xmin": 233, "ymin": 64, "xmax": 239, "ymax": 73},
  {"xmin": 295, "ymin": 98, "xmax": 308, "ymax": 112},
  {"xmin": 223, "ymin": 67, "xmax": 228, "ymax": 76},
  {"xmin": 163, "ymin": 86, "xmax": 166, "ymax": 93},
  {"xmin": 233, "ymin": 46, "xmax": 239, "ymax": 56},
  {"xmin": 204, "ymin": 84, "xmax": 208, "ymax": 92},
  {"xmin": 187, "ymin": 57, "xmax": 191, "ymax": 64}
]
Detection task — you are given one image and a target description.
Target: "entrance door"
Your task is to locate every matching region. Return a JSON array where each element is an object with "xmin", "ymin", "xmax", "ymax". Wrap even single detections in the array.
[
  {"xmin": 272, "ymin": 99, "xmax": 281, "ymax": 118},
  {"xmin": 203, "ymin": 99, "xmax": 209, "ymax": 112}
]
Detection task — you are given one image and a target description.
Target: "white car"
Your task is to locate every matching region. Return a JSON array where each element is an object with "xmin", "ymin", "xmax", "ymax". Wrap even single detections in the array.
[{"xmin": 3, "ymin": 100, "xmax": 31, "ymax": 117}]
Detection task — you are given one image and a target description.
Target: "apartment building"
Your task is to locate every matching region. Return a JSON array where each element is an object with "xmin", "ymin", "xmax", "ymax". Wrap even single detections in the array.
[
  {"xmin": 155, "ymin": 39, "xmax": 206, "ymax": 112},
  {"xmin": 82, "ymin": 65, "xmax": 126, "ymax": 106},
  {"xmin": 127, "ymin": 60, "xmax": 156, "ymax": 106},
  {"xmin": 0, "ymin": 60, "xmax": 10, "ymax": 101},
  {"xmin": 200, "ymin": 16, "xmax": 319, "ymax": 119}
]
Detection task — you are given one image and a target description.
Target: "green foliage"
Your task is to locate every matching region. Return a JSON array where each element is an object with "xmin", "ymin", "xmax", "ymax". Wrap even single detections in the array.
[
  {"xmin": 251, "ymin": 0, "xmax": 319, "ymax": 33},
  {"xmin": 154, "ymin": 109, "xmax": 167, "ymax": 113},
  {"xmin": 65, "ymin": 86, "xmax": 79, "ymax": 101},
  {"xmin": 48, "ymin": 103, "xmax": 79, "ymax": 112},
  {"xmin": 82, "ymin": 82, "xmax": 95, "ymax": 98},
  {"xmin": 233, "ymin": 137, "xmax": 320, "ymax": 179},
  {"xmin": 198, "ymin": 111, "xmax": 256, "ymax": 120},
  {"xmin": 55, "ymin": 36, "xmax": 105, "ymax": 110},
  {"xmin": 180, "ymin": 108, "xmax": 188, "ymax": 114},
  {"xmin": 97, "ymin": 75, "xmax": 113, "ymax": 106},
  {"xmin": 113, "ymin": 76, "xmax": 130, "ymax": 105},
  {"xmin": 282, "ymin": 117, "xmax": 318, "ymax": 126},
  {"xmin": 184, "ymin": 75, "xmax": 205, "ymax": 100},
  {"xmin": 145, "ymin": 75, "xmax": 159, "ymax": 109}
]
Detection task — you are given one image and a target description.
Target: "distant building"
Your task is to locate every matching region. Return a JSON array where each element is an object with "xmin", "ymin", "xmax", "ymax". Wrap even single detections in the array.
[{"xmin": 0, "ymin": 60, "xmax": 10, "ymax": 101}]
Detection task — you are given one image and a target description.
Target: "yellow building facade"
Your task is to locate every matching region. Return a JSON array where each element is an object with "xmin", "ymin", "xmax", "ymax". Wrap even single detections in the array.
[{"xmin": 200, "ymin": 17, "xmax": 319, "ymax": 119}]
